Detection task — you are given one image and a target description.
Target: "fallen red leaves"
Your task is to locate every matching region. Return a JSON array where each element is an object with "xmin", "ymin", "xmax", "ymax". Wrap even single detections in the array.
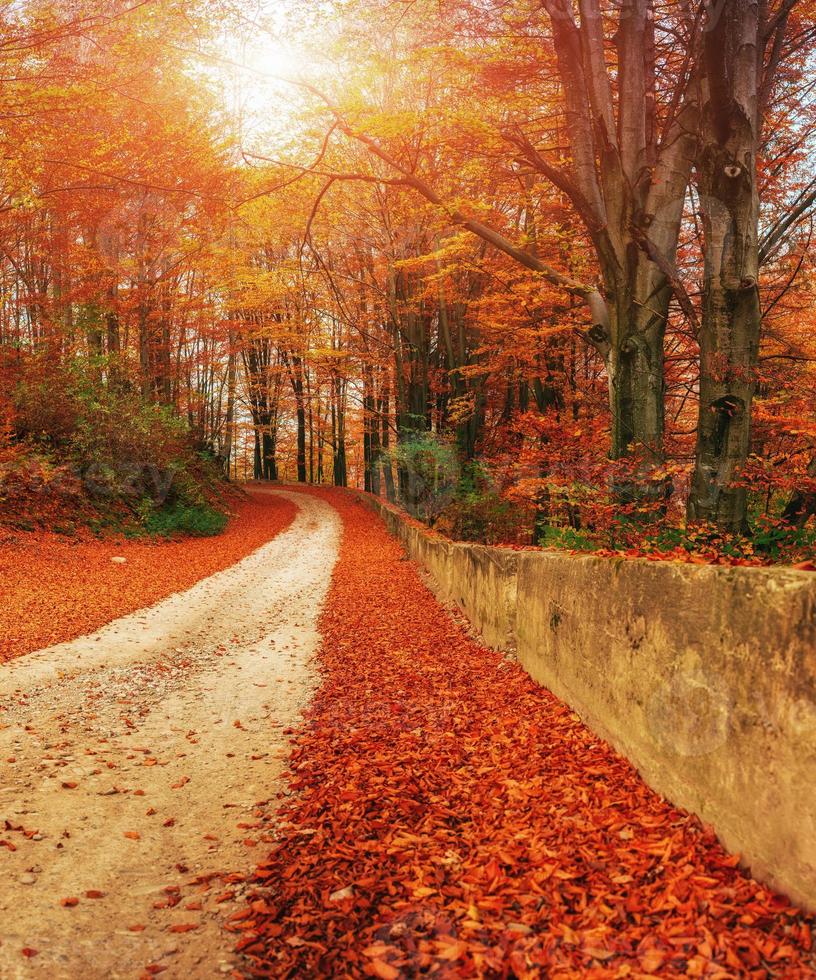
[
  {"xmin": 234, "ymin": 489, "xmax": 816, "ymax": 978},
  {"xmin": 0, "ymin": 489, "xmax": 296, "ymax": 662}
]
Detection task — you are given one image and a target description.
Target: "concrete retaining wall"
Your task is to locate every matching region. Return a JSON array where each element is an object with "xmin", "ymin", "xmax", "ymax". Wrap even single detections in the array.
[{"xmin": 357, "ymin": 492, "xmax": 816, "ymax": 911}]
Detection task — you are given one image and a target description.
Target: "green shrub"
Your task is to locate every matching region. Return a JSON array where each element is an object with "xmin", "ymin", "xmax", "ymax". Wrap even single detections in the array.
[
  {"xmin": 143, "ymin": 501, "xmax": 227, "ymax": 538},
  {"xmin": 391, "ymin": 432, "xmax": 460, "ymax": 521},
  {"xmin": 431, "ymin": 462, "xmax": 531, "ymax": 544},
  {"xmin": 537, "ymin": 525, "xmax": 595, "ymax": 551},
  {"xmin": 749, "ymin": 514, "xmax": 816, "ymax": 560}
]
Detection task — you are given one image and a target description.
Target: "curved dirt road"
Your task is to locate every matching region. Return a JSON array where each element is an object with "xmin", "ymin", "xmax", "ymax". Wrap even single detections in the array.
[{"xmin": 0, "ymin": 490, "xmax": 340, "ymax": 979}]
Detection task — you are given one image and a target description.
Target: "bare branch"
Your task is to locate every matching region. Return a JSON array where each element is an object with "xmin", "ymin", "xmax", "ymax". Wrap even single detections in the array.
[
  {"xmin": 281, "ymin": 78, "xmax": 611, "ymax": 342},
  {"xmin": 631, "ymin": 224, "xmax": 700, "ymax": 333},
  {"xmin": 759, "ymin": 177, "xmax": 816, "ymax": 264}
]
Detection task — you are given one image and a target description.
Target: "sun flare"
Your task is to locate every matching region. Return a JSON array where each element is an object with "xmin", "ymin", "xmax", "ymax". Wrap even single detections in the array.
[{"xmin": 244, "ymin": 35, "xmax": 302, "ymax": 81}]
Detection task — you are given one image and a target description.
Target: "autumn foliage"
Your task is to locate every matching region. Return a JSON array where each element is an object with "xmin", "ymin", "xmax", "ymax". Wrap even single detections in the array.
[
  {"xmin": 0, "ymin": 1, "xmax": 814, "ymax": 560},
  {"xmin": 3, "ymin": 4, "xmax": 816, "ymax": 974},
  {"xmin": 230, "ymin": 491, "xmax": 816, "ymax": 977},
  {"xmin": 0, "ymin": 489, "xmax": 295, "ymax": 662}
]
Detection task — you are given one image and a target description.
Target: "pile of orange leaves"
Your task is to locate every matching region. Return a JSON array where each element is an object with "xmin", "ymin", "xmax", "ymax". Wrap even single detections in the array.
[
  {"xmin": 0, "ymin": 489, "xmax": 296, "ymax": 662},
  {"xmin": 232, "ymin": 489, "xmax": 816, "ymax": 978}
]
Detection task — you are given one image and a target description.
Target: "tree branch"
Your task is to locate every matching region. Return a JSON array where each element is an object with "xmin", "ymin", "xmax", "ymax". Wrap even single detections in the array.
[
  {"xmin": 631, "ymin": 224, "xmax": 700, "ymax": 333},
  {"xmin": 284, "ymin": 79, "xmax": 611, "ymax": 344},
  {"xmin": 759, "ymin": 176, "xmax": 816, "ymax": 264}
]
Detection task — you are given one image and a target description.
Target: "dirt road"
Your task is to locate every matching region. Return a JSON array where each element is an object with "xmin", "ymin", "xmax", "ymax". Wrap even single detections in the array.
[{"xmin": 0, "ymin": 489, "xmax": 340, "ymax": 979}]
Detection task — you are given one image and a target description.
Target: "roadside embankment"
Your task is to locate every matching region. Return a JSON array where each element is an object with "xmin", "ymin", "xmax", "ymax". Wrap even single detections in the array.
[{"xmin": 361, "ymin": 492, "xmax": 816, "ymax": 912}]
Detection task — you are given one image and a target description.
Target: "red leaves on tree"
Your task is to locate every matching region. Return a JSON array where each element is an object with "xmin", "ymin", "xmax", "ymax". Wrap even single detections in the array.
[{"xmin": 233, "ymin": 490, "xmax": 816, "ymax": 977}]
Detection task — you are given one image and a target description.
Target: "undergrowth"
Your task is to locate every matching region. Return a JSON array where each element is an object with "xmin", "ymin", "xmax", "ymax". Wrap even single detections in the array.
[
  {"xmin": 396, "ymin": 440, "xmax": 815, "ymax": 566},
  {"xmin": 0, "ymin": 353, "xmax": 231, "ymax": 538},
  {"xmin": 139, "ymin": 500, "xmax": 228, "ymax": 539}
]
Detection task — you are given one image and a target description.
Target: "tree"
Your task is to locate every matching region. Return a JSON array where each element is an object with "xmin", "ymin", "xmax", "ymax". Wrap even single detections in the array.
[{"xmin": 687, "ymin": 0, "xmax": 810, "ymax": 530}]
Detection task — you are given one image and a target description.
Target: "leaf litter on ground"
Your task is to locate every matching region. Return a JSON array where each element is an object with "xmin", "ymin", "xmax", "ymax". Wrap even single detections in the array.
[
  {"xmin": 0, "ymin": 490, "xmax": 297, "ymax": 662},
  {"xmin": 232, "ymin": 488, "xmax": 816, "ymax": 979}
]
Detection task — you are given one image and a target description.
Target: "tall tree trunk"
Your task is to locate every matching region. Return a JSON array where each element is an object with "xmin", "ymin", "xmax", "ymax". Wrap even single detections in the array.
[
  {"xmin": 106, "ymin": 308, "xmax": 120, "ymax": 358},
  {"xmin": 253, "ymin": 428, "xmax": 262, "ymax": 481},
  {"xmin": 363, "ymin": 364, "xmax": 374, "ymax": 493},
  {"xmin": 307, "ymin": 373, "xmax": 315, "ymax": 484},
  {"xmin": 606, "ymin": 284, "xmax": 667, "ymax": 465},
  {"xmin": 687, "ymin": 0, "xmax": 761, "ymax": 532},
  {"xmin": 222, "ymin": 341, "xmax": 236, "ymax": 477},
  {"xmin": 98, "ymin": 221, "xmax": 120, "ymax": 359},
  {"xmin": 317, "ymin": 394, "xmax": 325, "ymax": 484},
  {"xmin": 390, "ymin": 267, "xmax": 432, "ymax": 510},
  {"xmin": 262, "ymin": 428, "xmax": 277, "ymax": 480},
  {"xmin": 520, "ymin": 0, "xmax": 699, "ymax": 481},
  {"xmin": 332, "ymin": 370, "xmax": 347, "ymax": 487},
  {"xmin": 296, "ymin": 397, "xmax": 307, "ymax": 483},
  {"xmin": 139, "ymin": 298, "xmax": 151, "ymax": 400},
  {"xmin": 157, "ymin": 279, "xmax": 173, "ymax": 404},
  {"xmin": 370, "ymin": 419, "xmax": 381, "ymax": 496},
  {"xmin": 380, "ymin": 376, "xmax": 396, "ymax": 502},
  {"xmin": 369, "ymin": 367, "xmax": 382, "ymax": 497},
  {"xmin": 284, "ymin": 351, "xmax": 308, "ymax": 483}
]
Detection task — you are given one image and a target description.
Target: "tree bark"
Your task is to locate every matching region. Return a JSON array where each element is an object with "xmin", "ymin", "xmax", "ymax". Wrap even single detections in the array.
[
  {"xmin": 222, "ymin": 340, "xmax": 236, "ymax": 478},
  {"xmin": 531, "ymin": 0, "xmax": 699, "ymax": 473},
  {"xmin": 687, "ymin": 0, "xmax": 762, "ymax": 531},
  {"xmin": 380, "ymin": 375, "xmax": 396, "ymax": 502}
]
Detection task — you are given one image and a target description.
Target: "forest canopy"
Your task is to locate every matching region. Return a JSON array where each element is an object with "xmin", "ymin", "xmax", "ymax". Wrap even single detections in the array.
[{"xmin": 1, "ymin": 0, "xmax": 815, "ymax": 560}]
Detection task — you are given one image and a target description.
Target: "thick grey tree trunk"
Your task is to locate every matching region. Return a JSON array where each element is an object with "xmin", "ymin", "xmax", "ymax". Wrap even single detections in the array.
[
  {"xmin": 534, "ymin": 0, "xmax": 698, "ymax": 483},
  {"xmin": 606, "ymin": 283, "xmax": 668, "ymax": 463},
  {"xmin": 687, "ymin": 0, "xmax": 762, "ymax": 532}
]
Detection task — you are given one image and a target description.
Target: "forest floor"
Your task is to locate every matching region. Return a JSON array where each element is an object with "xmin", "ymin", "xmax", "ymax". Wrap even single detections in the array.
[
  {"xmin": 2, "ymin": 488, "xmax": 815, "ymax": 979},
  {"xmin": 0, "ymin": 489, "xmax": 340, "ymax": 979},
  {"xmin": 0, "ymin": 489, "xmax": 299, "ymax": 663},
  {"xmin": 232, "ymin": 489, "xmax": 816, "ymax": 980}
]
